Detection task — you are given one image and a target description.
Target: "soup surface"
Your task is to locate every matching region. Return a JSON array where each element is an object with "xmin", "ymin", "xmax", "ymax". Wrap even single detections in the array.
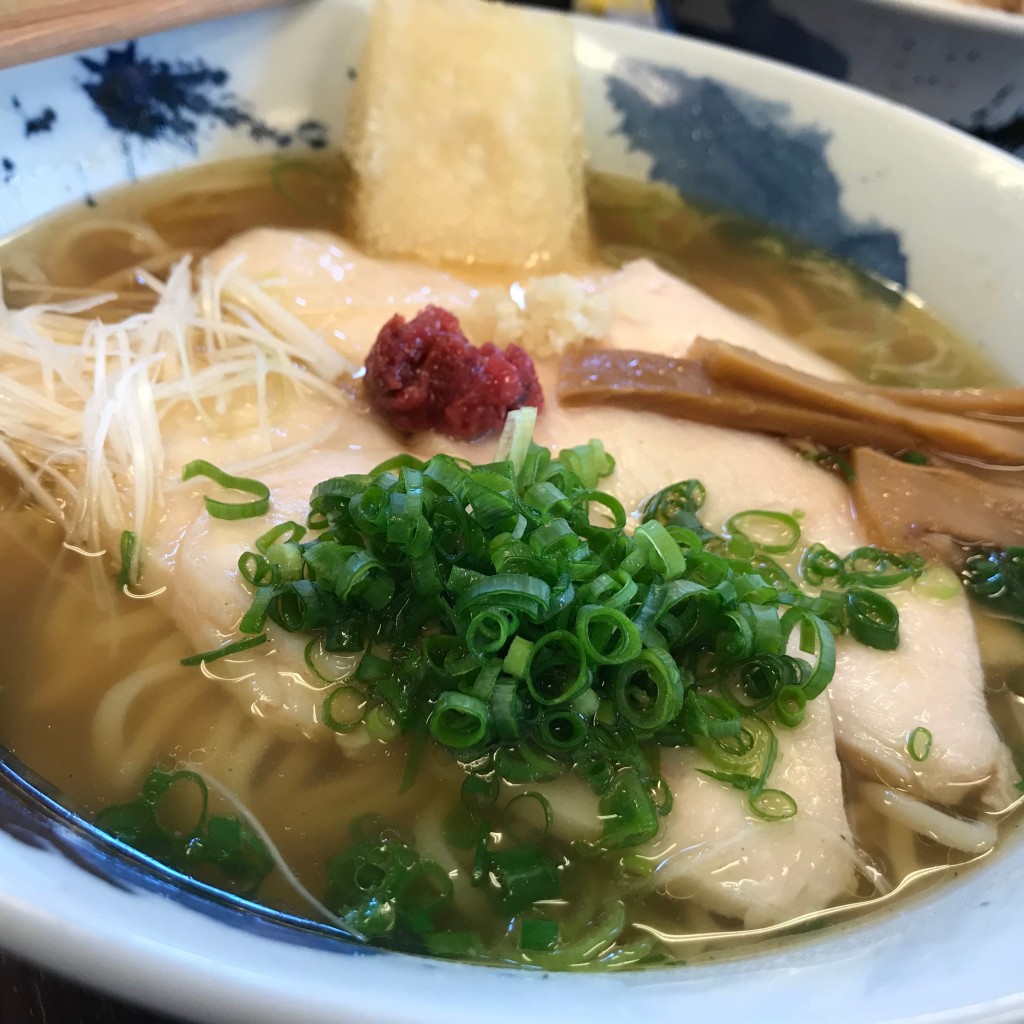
[{"xmin": 0, "ymin": 153, "xmax": 1020, "ymax": 969}]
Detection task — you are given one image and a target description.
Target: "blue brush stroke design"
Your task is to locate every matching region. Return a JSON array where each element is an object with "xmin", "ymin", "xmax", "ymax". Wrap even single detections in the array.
[
  {"xmin": 606, "ymin": 58, "xmax": 908, "ymax": 286},
  {"xmin": 0, "ymin": 754, "xmax": 373, "ymax": 956},
  {"xmin": 11, "ymin": 97, "xmax": 58, "ymax": 138},
  {"xmin": 77, "ymin": 42, "xmax": 329, "ymax": 154},
  {"xmin": 659, "ymin": 0, "xmax": 850, "ymax": 82}
]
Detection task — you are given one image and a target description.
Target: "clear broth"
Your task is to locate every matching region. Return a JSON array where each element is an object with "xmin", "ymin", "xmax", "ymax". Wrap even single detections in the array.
[{"xmin": 0, "ymin": 154, "xmax": 1018, "ymax": 968}]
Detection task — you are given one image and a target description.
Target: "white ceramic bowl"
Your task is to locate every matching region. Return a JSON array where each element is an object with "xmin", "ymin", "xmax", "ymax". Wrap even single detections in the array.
[
  {"xmin": 2, "ymin": 3, "xmax": 1024, "ymax": 1021},
  {"xmin": 657, "ymin": 0, "xmax": 1024, "ymax": 158}
]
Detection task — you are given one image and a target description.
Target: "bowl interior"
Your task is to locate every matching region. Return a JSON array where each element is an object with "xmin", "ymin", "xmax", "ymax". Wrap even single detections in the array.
[{"xmin": 1, "ymin": 3, "xmax": 1024, "ymax": 1022}]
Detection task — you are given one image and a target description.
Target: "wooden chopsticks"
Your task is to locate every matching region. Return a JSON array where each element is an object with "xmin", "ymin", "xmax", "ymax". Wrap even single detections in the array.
[{"xmin": 0, "ymin": 0, "xmax": 292, "ymax": 70}]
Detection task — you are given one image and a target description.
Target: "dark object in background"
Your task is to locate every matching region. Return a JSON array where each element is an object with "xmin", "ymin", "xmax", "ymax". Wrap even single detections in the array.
[
  {"xmin": 0, "ymin": 951, "xmax": 187, "ymax": 1024},
  {"xmin": 655, "ymin": 0, "xmax": 1024, "ymax": 160},
  {"xmin": 655, "ymin": 0, "xmax": 849, "ymax": 77},
  {"xmin": 502, "ymin": 0, "xmax": 573, "ymax": 8}
]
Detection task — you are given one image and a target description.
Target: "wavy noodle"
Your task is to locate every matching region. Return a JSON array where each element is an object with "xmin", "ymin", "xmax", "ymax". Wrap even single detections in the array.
[
  {"xmin": 42, "ymin": 219, "xmax": 171, "ymax": 290},
  {"xmin": 861, "ymin": 783, "xmax": 998, "ymax": 854},
  {"xmin": 708, "ymin": 282, "xmax": 788, "ymax": 336},
  {"xmin": 184, "ymin": 767, "xmax": 366, "ymax": 941},
  {"xmin": 91, "ymin": 645, "xmax": 205, "ymax": 791}
]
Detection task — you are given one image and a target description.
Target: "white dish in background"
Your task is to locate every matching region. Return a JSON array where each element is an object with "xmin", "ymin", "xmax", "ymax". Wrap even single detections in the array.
[{"xmin": 0, "ymin": 1, "xmax": 1024, "ymax": 1021}]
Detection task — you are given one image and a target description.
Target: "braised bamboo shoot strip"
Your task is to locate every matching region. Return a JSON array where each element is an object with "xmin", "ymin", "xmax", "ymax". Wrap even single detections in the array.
[
  {"xmin": 690, "ymin": 337, "xmax": 1024, "ymax": 464},
  {"xmin": 877, "ymin": 387, "xmax": 1024, "ymax": 418},
  {"xmin": 557, "ymin": 348, "xmax": 919, "ymax": 452},
  {"xmin": 850, "ymin": 447, "xmax": 1024, "ymax": 552}
]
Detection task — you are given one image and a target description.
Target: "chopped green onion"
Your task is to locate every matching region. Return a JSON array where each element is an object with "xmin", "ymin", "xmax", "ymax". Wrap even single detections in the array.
[
  {"xmin": 520, "ymin": 918, "xmax": 559, "ymax": 952},
  {"xmin": 748, "ymin": 788, "xmax": 797, "ymax": 821},
  {"xmin": 255, "ymin": 520, "xmax": 307, "ymax": 553},
  {"xmin": 181, "ymin": 460, "xmax": 270, "ymax": 520},
  {"xmin": 846, "ymin": 589, "xmax": 900, "ymax": 651},
  {"xmin": 487, "ymin": 846, "xmax": 561, "ymax": 913},
  {"xmin": 619, "ymin": 853, "xmax": 656, "ymax": 878},
  {"xmin": 466, "ymin": 608, "xmax": 518, "ymax": 659},
  {"xmin": 901, "ymin": 451, "xmax": 929, "ymax": 466},
  {"xmin": 780, "ymin": 608, "xmax": 836, "ymax": 699},
  {"xmin": 799, "ymin": 543, "xmax": 843, "ymax": 587},
  {"xmin": 493, "ymin": 406, "xmax": 538, "ymax": 475},
  {"xmin": 180, "ymin": 634, "xmax": 268, "ymax": 666},
  {"xmin": 538, "ymin": 708, "xmax": 588, "ymax": 752},
  {"xmin": 115, "ymin": 529, "xmax": 139, "ymax": 589},
  {"xmin": 494, "ymin": 742, "xmax": 561, "ymax": 784},
  {"xmin": 725, "ymin": 510, "xmax": 801, "ymax": 555},
  {"xmin": 502, "ymin": 636, "xmax": 534, "ymax": 679},
  {"xmin": 95, "ymin": 767, "xmax": 271, "ymax": 897},
  {"xmin": 365, "ymin": 704, "xmax": 401, "ymax": 742},
  {"xmin": 907, "ymin": 726, "xmax": 933, "ymax": 762},
  {"xmin": 634, "ymin": 520, "xmax": 687, "ymax": 580},
  {"xmin": 774, "ymin": 683, "xmax": 806, "ymax": 728},
  {"xmin": 461, "ymin": 773, "xmax": 500, "ymax": 813},
  {"xmin": 640, "ymin": 479, "xmax": 706, "ymax": 529},
  {"xmin": 525, "ymin": 631, "xmax": 590, "ymax": 706},
  {"xmin": 583, "ymin": 768, "xmax": 660, "ymax": 853},
  {"xmin": 323, "ymin": 686, "xmax": 368, "ymax": 732},
  {"xmin": 238, "ymin": 551, "xmax": 277, "ymax": 587},
  {"xmin": 456, "ymin": 573, "xmax": 551, "ymax": 622},
  {"xmin": 304, "ymin": 637, "xmax": 360, "ymax": 684},
  {"xmin": 490, "ymin": 679, "xmax": 523, "ymax": 741},
  {"xmin": 612, "ymin": 649, "xmax": 685, "ymax": 731},
  {"xmin": 202, "ymin": 435, "xmax": 920, "ymax": 891},
  {"xmin": 429, "ymin": 692, "xmax": 491, "ymax": 749},
  {"xmin": 697, "ymin": 715, "xmax": 776, "ymax": 794},
  {"xmin": 841, "ymin": 546, "xmax": 924, "ymax": 589},
  {"xmin": 913, "ymin": 566, "xmax": 960, "ymax": 602},
  {"xmin": 575, "ymin": 605, "xmax": 642, "ymax": 666},
  {"xmin": 801, "ymin": 449, "xmax": 854, "ymax": 482},
  {"xmin": 503, "ymin": 791, "xmax": 552, "ymax": 844}
]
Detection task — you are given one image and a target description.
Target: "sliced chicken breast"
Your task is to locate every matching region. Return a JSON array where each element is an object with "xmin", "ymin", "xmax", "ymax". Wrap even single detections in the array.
[{"xmin": 643, "ymin": 699, "xmax": 857, "ymax": 929}]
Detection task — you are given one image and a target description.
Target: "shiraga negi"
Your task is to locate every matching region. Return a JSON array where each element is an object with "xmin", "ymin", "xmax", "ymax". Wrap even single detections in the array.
[{"xmin": 101, "ymin": 409, "xmax": 930, "ymax": 957}]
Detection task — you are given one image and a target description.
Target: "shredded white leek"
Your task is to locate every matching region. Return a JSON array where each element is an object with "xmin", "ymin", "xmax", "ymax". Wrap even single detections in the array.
[{"xmin": 0, "ymin": 260, "xmax": 356, "ymax": 562}]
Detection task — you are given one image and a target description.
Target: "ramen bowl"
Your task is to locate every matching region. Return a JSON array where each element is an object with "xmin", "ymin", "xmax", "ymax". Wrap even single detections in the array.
[
  {"xmin": 657, "ymin": 0, "xmax": 1024, "ymax": 158},
  {"xmin": 1, "ymin": 1, "xmax": 1024, "ymax": 1021}
]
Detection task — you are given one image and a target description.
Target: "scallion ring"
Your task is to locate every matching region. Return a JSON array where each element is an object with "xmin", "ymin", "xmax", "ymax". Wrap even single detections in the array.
[
  {"xmin": 322, "ymin": 686, "xmax": 368, "ymax": 732},
  {"xmin": 503, "ymin": 791, "xmax": 552, "ymax": 845},
  {"xmin": 725, "ymin": 510, "xmax": 802, "ymax": 555},
  {"xmin": 574, "ymin": 605, "xmax": 642, "ymax": 666},
  {"xmin": 181, "ymin": 460, "xmax": 270, "ymax": 520},
  {"xmin": 846, "ymin": 589, "xmax": 900, "ymax": 651},
  {"xmin": 748, "ymin": 788, "xmax": 797, "ymax": 821},
  {"xmin": 429, "ymin": 692, "xmax": 492, "ymax": 749},
  {"xmin": 525, "ymin": 631, "xmax": 590, "ymax": 706},
  {"xmin": 774, "ymin": 683, "xmax": 807, "ymax": 728},
  {"xmin": 907, "ymin": 726, "xmax": 933, "ymax": 762},
  {"xmin": 612, "ymin": 648, "xmax": 685, "ymax": 731}
]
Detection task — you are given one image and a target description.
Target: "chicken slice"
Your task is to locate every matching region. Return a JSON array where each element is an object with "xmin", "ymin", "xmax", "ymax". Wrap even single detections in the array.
[
  {"xmin": 643, "ymin": 699, "xmax": 857, "ymax": 929},
  {"xmin": 209, "ymin": 228, "xmax": 479, "ymax": 368},
  {"xmin": 831, "ymin": 589, "xmax": 1016, "ymax": 809}
]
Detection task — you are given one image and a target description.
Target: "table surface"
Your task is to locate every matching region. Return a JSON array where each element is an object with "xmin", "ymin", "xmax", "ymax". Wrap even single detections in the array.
[{"xmin": 0, "ymin": 952, "xmax": 188, "ymax": 1024}]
